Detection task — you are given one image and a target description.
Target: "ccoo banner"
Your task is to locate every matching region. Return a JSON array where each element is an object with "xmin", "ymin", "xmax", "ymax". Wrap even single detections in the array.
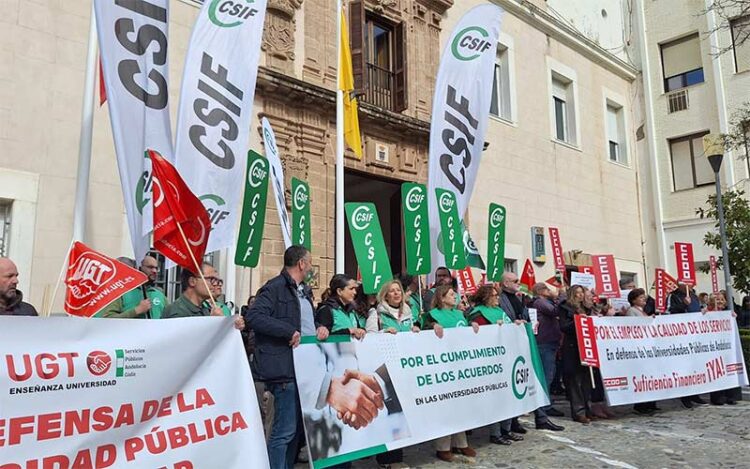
[
  {"xmin": 675, "ymin": 242, "xmax": 696, "ymax": 286},
  {"xmin": 401, "ymin": 183, "xmax": 431, "ymax": 275},
  {"xmin": 345, "ymin": 203, "xmax": 392, "ymax": 294},
  {"xmin": 435, "ymin": 189, "xmax": 466, "ymax": 270},
  {"xmin": 174, "ymin": 0, "xmax": 269, "ymax": 254},
  {"xmin": 261, "ymin": 117, "xmax": 292, "ymax": 249},
  {"xmin": 294, "ymin": 325, "xmax": 548, "ymax": 468},
  {"xmin": 427, "ymin": 4, "xmax": 503, "ymax": 278},
  {"xmin": 591, "ymin": 254, "xmax": 620, "ymax": 299},
  {"xmin": 94, "ymin": 0, "xmax": 174, "ymax": 262},
  {"xmin": 235, "ymin": 150, "xmax": 269, "ymax": 268},
  {"xmin": 578, "ymin": 312, "xmax": 748, "ymax": 406},
  {"xmin": 486, "ymin": 203, "xmax": 506, "ymax": 282},
  {"xmin": 291, "ymin": 178, "xmax": 311, "ymax": 250},
  {"xmin": 548, "ymin": 227, "xmax": 565, "ymax": 272},
  {"xmin": 0, "ymin": 317, "xmax": 269, "ymax": 467}
]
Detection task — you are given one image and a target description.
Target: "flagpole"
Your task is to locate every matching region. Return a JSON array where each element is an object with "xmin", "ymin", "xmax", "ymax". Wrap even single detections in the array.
[
  {"xmin": 175, "ymin": 222, "xmax": 218, "ymax": 309},
  {"xmin": 47, "ymin": 239, "xmax": 76, "ymax": 317},
  {"xmin": 335, "ymin": 0, "xmax": 345, "ymax": 275},
  {"xmin": 73, "ymin": 3, "xmax": 98, "ymax": 242}
]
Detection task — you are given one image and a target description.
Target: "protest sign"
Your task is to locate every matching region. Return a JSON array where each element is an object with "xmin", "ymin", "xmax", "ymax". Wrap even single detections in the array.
[
  {"xmin": 235, "ymin": 151, "xmax": 269, "ymax": 268},
  {"xmin": 401, "ymin": 183, "xmax": 431, "ymax": 275},
  {"xmin": 486, "ymin": 204, "xmax": 506, "ymax": 282},
  {"xmin": 292, "ymin": 178, "xmax": 311, "ymax": 250},
  {"xmin": 0, "ymin": 317, "xmax": 268, "ymax": 468},
  {"xmin": 570, "ymin": 272, "xmax": 596, "ymax": 290},
  {"xmin": 293, "ymin": 325, "xmax": 547, "ymax": 468},
  {"xmin": 586, "ymin": 312, "xmax": 747, "ymax": 405},
  {"xmin": 591, "ymin": 255, "xmax": 620, "ymax": 298},
  {"xmin": 548, "ymin": 227, "xmax": 565, "ymax": 272},
  {"xmin": 675, "ymin": 242, "xmax": 696, "ymax": 286}
]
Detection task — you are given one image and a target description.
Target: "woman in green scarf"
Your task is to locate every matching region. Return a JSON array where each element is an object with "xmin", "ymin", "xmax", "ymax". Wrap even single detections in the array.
[
  {"xmin": 423, "ymin": 284, "xmax": 479, "ymax": 462},
  {"xmin": 375, "ymin": 280, "xmax": 421, "ymax": 333},
  {"xmin": 315, "ymin": 274, "xmax": 366, "ymax": 339}
]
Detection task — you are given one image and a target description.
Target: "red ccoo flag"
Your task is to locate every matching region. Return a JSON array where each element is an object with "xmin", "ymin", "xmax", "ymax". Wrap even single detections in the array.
[
  {"xmin": 519, "ymin": 259, "xmax": 536, "ymax": 295},
  {"xmin": 149, "ymin": 149, "xmax": 210, "ymax": 272},
  {"xmin": 64, "ymin": 242, "xmax": 148, "ymax": 318}
]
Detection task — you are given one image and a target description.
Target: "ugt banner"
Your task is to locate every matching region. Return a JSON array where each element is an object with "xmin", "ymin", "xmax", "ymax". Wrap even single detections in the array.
[
  {"xmin": 345, "ymin": 203, "xmax": 392, "ymax": 294},
  {"xmin": 235, "ymin": 150, "xmax": 269, "ymax": 268},
  {"xmin": 0, "ymin": 317, "xmax": 269, "ymax": 468},
  {"xmin": 64, "ymin": 242, "xmax": 148, "ymax": 318},
  {"xmin": 293, "ymin": 324, "xmax": 548, "ymax": 468},
  {"xmin": 486, "ymin": 203, "xmax": 506, "ymax": 282},
  {"xmin": 95, "ymin": 0, "xmax": 174, "ymax": 262},
  {"xmin": 401, "ymin": 183, "xmax": 431, "ymax": 275},
  {"xmin": 427, "ymin": 4, "xmax": 503, "ymax": 278},
  {"xmin": 174, "ymin": 0, "xmax": 269, "ymax": 254},
  {"xmin": 583, "ymin": 312, "xmax": 747, "ymax": 406},
  {"xmin": 292, "ymin": 178, "xmax": 311, "ymax": 250}
]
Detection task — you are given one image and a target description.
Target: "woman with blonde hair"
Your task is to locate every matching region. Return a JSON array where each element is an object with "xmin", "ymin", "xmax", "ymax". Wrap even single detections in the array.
[
  {"xmin": 424, "ymin": 284, "xmax": 478, "ymax": 462},
  {"xmin": 372, "ymin": 279, "xmax": 420, "ymax": 333}
]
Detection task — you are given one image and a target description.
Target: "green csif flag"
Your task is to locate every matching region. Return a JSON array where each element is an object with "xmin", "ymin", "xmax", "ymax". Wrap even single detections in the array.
[
  {"xmin": 234, "ymin": 150, "xmax": 269, "ymax": 268},
  {"xmin": 345, "ymin": 203, "xmax": 392, "ymax": 294},
  {"xmin": 435, "ymin": 188, "xmax": 466, "ymax": 270},
  {"xmin": 291, "ymin": 177, "xmax": 311, "ymax": 250},
  {"xmin": 486, "ymin": 203, "xmax": 506, "ymax": 281},
  {"xmin": 462, "ymin": 221, "xmax": 485, "ymax": 270},
  {"xmin": 402, "ymin": 183, "xmax": 431, "ymax": 275}
]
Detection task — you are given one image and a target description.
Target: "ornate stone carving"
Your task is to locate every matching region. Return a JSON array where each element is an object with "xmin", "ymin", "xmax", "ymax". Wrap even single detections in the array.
[{"xmin": 261, "ymin": 0, "xmax": 303, "ymax": 72}]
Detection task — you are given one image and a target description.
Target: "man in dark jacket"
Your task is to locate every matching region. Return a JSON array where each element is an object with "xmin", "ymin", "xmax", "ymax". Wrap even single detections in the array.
[
  {"xmin": 499, "ymin": 273, "xmax": 563, "ymax": 432},
  {"xmin": 245, "ymin": 246, "xmax": 329, "ymax": 469},
  {"xmin": 0, "ymin": 258, "xmax": 37, "ymax": 316},
  {"xmin": 530, "ymin": 282, "xmax": 564, "ymax": 417},
  {"xmin": 668, "ymin": 282, "xmax": 707, "ymax": 408}
]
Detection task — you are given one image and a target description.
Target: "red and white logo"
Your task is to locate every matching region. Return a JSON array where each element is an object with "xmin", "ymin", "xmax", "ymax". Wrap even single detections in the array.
[
  {"xmin": 709, "ymin": 255, "xmax": 719, "ymax": 294},
  {"xmin": 548, "ymin": 227, "xmax": 565, "ymax": 272},
  {"xmin": 575, "ymin": 315, "xmax": 600, "ymax": 367},
  {"xmin": 86, "ymin": 351, "xmax": 112, "ymax": 376},
  {"xmin": 675, "ymin": 242, "xmax": 696, "ymax": 286},
  {"xmin": 591, "ymin": 254, "xmax": 620, "ymax": 299}
]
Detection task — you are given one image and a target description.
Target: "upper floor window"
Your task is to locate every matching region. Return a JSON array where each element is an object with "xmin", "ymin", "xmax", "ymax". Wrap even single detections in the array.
[
  {"xmin": 350, "ymin": 1, "xmax": 406, "ymax": 112},
  {"xmin": 661, "ymin": 34, "xmax": 704, "ymax": 92},
  {"xmin": 669, "ymin": 131, "xmax": 713, "ymax": 191},
  {"xmin": 490, "ymin": 45, "xmax": 512, "ymax": 121},
  {"xmin": 606, "ymin": 101, "xmax": 627, "ymax": 165},
  {"xmin": 731, "ymin": 16, "xmax": 750, "ymax": 73},
  {"xmin": 551, "ymin": 73, "xmax": 577, "ymax": 145}
]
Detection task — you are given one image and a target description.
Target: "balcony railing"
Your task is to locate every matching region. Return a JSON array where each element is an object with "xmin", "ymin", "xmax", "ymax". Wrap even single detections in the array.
[
  {"xmin": 363, "ymin": 62, "xmax": 395, "ymax": 111},
  {"xmin": 667, "ymin": 88, "xmax": 689, "ymax": 114}
]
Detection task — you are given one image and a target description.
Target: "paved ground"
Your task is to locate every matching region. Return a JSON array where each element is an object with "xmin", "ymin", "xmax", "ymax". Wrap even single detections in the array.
[{"xmin": 309, "ymin": 392, "xmax": 750, "ymax": 468}]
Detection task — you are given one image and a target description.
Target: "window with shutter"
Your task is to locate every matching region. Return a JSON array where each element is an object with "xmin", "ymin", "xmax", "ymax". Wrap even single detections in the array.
[
  {"xmin": 669, "ymin": 131, "xmax": 712, "ymax": 191},
  {"xmin": 349, "ymin": 1, "xmax": 365, "ymax": 92},
  {"xmin": 661, "ymin": 34, "xmax": 704, "ymax": 92},
  {"xmin": 731, "ymin": 16, "xmax": 750, "ymax": 73},
  {"xmin": 393, "ymin": 21, "xmax": 407, "ymax": 112}
]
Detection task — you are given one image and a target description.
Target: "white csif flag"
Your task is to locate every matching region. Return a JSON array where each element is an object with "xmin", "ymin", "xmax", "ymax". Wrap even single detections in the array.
[
  {"xmin": 427, "ymin": 4, "xmax": 503, "ymax": 279},
  {"xmin": 174, "ymin": 0, "xmax": 269, "ymax": 253},
  {"xmin": 95, "ymin": 0, "xmax": 175, "ymax": 261}
]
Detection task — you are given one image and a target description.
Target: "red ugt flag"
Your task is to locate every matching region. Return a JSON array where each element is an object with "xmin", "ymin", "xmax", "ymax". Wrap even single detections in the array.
[
  {"xmin": 64, "ymin": 242, "xmax": 148, "ymax": 317},
  {"xmin": 519, "ymin": 259, "xmax": 536, "ymax": 295},
  {"xmin": 149, "ymin": 150, "xmax": 210, "ymax": 271}
]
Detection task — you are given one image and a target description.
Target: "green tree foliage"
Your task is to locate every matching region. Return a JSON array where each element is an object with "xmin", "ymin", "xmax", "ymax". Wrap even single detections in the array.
[{"xmin": 696, "ymin": 190, "xmax": 750, "ymax": 294}]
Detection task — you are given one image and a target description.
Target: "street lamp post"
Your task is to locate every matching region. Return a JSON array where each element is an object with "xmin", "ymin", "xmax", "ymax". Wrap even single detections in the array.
[{"xmin": 703, "ymin": 134, "xmax": 735, "ymax": 313}]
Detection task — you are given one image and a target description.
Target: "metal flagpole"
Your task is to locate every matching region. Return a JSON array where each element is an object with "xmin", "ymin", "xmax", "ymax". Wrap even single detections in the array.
[
  {"xmin": 335, "ymin": 0, "xmax": 345, "ymax": 274},
  {"xmin": 72, "ymin": 2, "xmax": 98, "ymax": 242}
]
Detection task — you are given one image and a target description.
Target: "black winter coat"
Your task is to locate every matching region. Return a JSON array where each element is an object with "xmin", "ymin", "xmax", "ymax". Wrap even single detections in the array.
[{"xmin": 245, "ymin": 270, "xmax": 314, "ymax": 383}]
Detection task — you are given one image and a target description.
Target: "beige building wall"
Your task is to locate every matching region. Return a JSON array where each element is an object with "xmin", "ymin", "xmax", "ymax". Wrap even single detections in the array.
[
  {"xmin": 639, "ymin": 0, "xmax": 750, "ymax": 295},
  {"xmin": 460, "ymin": 0, "xmax": 649, "ymax": 286},
  {"xmin": 2, "ymin": 0, "xmax": 657, "ymax": 311}
]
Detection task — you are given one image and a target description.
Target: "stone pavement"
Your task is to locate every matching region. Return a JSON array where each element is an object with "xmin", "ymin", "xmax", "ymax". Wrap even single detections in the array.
[{"xmin": 305, "ymin": 394, "xmax": 750, "ymax": 468}]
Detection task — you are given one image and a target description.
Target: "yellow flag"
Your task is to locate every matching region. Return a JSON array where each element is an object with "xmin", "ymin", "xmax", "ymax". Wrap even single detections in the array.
[{"xmin": 339, "ymin": 11, "xmax": 362, "ymax": 159}]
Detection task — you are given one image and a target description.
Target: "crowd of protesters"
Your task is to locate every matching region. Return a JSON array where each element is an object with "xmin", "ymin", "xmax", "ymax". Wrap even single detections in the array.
[{"xmin": 1, "ymin": 247, "xmax": 748, "ymax": 469}]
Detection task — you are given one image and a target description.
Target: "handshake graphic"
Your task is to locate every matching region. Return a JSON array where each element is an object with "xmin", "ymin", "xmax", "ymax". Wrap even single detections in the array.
[{"xmin": 325, "ymin": 366, "xmax": 399, "ymax": 430}]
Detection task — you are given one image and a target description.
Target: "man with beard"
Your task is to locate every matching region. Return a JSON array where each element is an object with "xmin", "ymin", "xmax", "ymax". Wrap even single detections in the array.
[
  {"xmin": 0, "ymin": 258, "xmax": 37, "ymax": 316},
  {"xmin": 99, "ymin": 255, "xmax": 168, "ymax": 319}
]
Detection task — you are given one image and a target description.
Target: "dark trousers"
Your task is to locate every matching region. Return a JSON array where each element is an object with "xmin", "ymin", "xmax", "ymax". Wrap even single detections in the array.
[
  {"xmin": 564, "ymin": 366, "xmax": 592, "ymax": 417},
  {"xmin": 376, "ymin": 449, "xmax": 404, "ymax": 465},
  {"xmin": 266, "ymin": 382, "xmax": 301, "ymax": 469}
]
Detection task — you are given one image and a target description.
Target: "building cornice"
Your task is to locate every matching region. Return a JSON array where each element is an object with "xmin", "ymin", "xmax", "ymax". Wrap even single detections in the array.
[
  {"xmin": 490, "ymin": 0, "xmax": 638, "ymax": 81},
  {"xmin": 256, "ymin": 67, "xmax": 431, "ymax": 136}
]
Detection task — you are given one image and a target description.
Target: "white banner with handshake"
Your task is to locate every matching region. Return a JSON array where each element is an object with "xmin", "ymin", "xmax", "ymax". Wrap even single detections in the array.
[
  {"xmin": 577, "ymin": 311, "xmax": 748, "ymax": 406},
  {"xmin": 293, "ymin": 324, "xmax": 549, "ymax": 468},
  {"xmin": 0, "ymin": 317, "xmax": 268, "ymax": 469}
]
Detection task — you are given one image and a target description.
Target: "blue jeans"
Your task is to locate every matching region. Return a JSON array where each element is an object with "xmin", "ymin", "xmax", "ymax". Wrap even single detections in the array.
[
  {"xmin": 538, "ymin": 342, "xmax": 558, "ymax": 411},
  {"xmin": 266, "ymin": 382, "xmax": 300, "ymax": 469}
]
